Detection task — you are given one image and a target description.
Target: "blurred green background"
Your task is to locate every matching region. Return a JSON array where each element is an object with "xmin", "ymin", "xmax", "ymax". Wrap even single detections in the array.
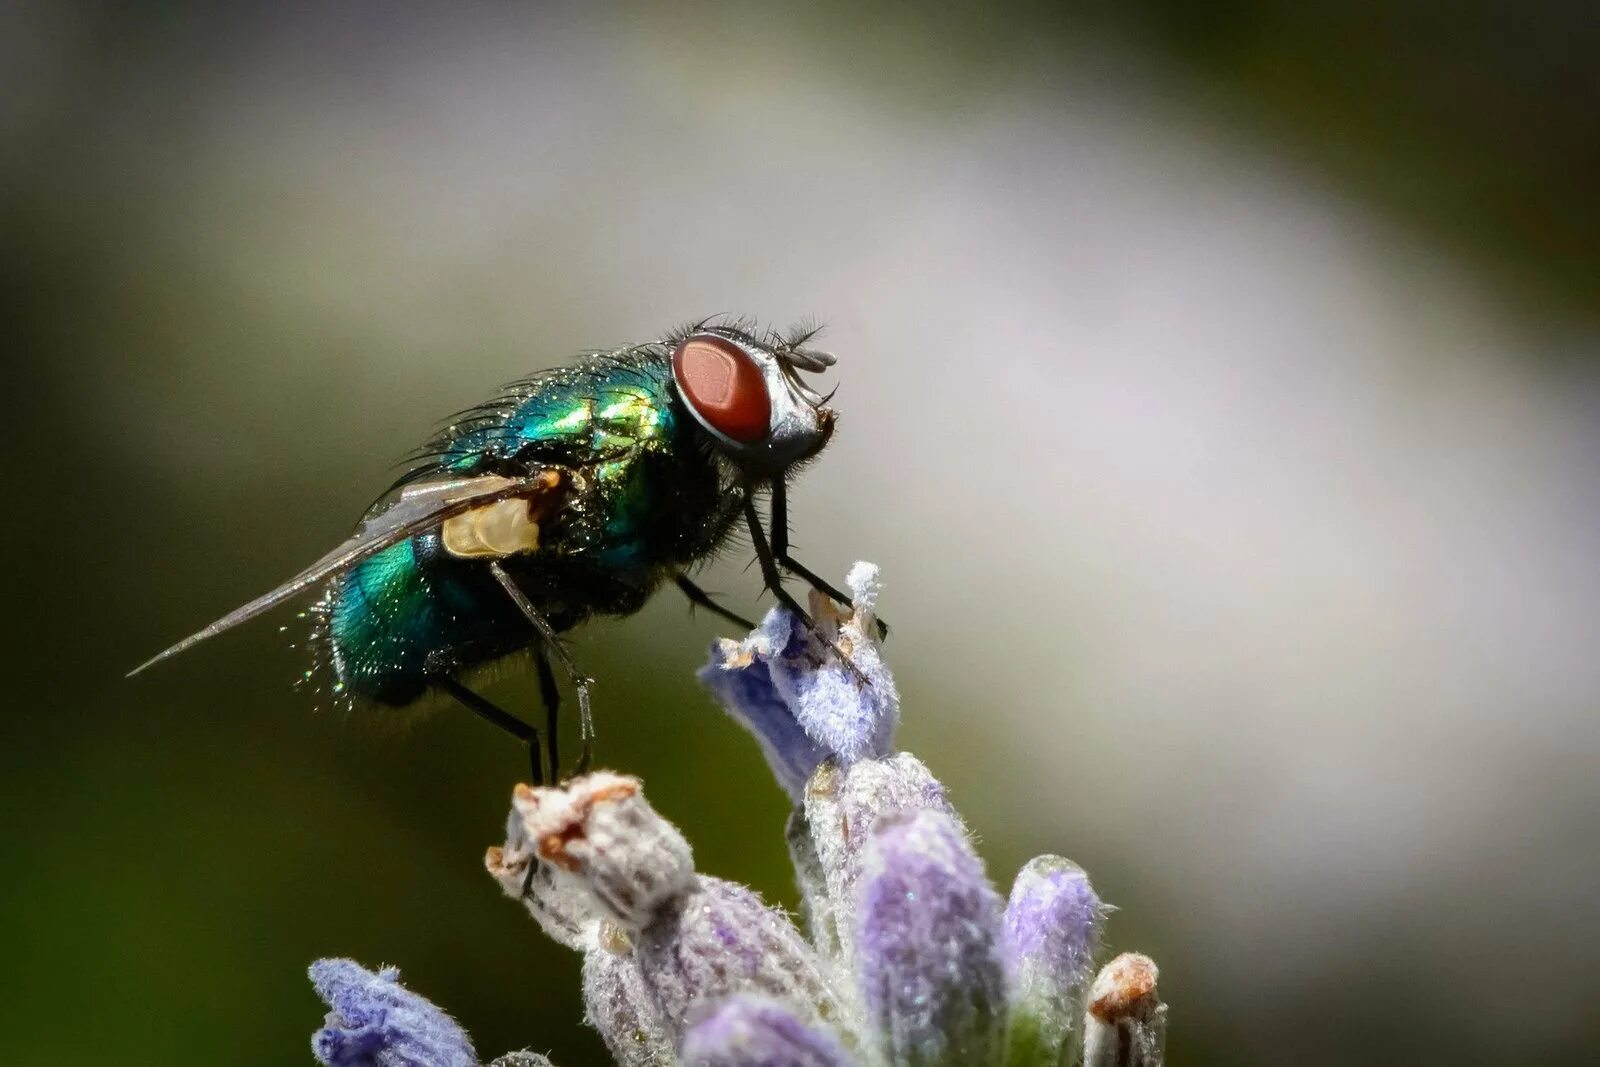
[{"xmin": 6, "ymin": 3, "xmax": 1598, "ymax": 1065}]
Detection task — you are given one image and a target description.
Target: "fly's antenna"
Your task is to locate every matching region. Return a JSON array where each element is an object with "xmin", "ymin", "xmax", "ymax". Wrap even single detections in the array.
[
  {"xmin": 777, "ymin": 345, "xmax": 835, "ymax": 374},
  {"xmin": 774, "ymin": 326, "xmax": 836, "ymax": 406}
]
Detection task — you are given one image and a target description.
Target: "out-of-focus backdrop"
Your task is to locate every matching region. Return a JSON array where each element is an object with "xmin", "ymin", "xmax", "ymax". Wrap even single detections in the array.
[{"xmin": 6, "ymin": 3, "xmax": 1598, "ymax": 1064}]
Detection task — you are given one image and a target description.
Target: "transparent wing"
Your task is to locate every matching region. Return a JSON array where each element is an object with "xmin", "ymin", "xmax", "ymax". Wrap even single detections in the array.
[{"xmin": 128, "ymin": 471, "xmax": 565, "ymax": 676}]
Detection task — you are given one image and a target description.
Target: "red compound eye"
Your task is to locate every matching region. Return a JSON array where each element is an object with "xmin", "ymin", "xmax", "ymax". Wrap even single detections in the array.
[{"xmin": 672, "ymin": 334, "xmax": 772, "ymax": 443}]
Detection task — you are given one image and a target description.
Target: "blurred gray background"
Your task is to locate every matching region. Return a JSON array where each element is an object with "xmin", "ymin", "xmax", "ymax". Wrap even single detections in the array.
[{"xmin": 6, "ymin": 3, "xmax": 1598, "ymax": 1064}]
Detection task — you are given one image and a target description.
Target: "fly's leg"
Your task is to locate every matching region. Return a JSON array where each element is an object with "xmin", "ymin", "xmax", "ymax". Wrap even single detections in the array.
[
  {"xmin": 488, "ymin": 561, "xmax": 595, "ymax": 777},
  {"xmin": 517, "ymin": 648, "xmax": 565, "ymax": 900},
  {"xmin": 769, "ymin": 479, "xmax": 890, "ymax": 639},
  {"xmin": 429, "ymin": 667, "xmax": 544, "ymax": 786},
  {"xmin": 674, "ymin": 572, "xmax": 757, "ymax": 632},
  {"xmin": 742, "ymin": 498, "xmax": 868, "ymax": 685},
  {"xmin": 534, "ymin": 646, "xmax": 560, "ymax": 784}
]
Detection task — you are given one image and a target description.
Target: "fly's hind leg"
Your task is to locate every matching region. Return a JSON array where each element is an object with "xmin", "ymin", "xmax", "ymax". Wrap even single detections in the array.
[
  {"xmin": 488, "ymin": 561, "xmax": 595, "ymax": 778},
  {"xmin": 674, "ymin": 572, "xmax": 757, "ymax": 631},
  {"xmin": 428, "ymin": 661, "xmax": 545, "ymax": 786}
]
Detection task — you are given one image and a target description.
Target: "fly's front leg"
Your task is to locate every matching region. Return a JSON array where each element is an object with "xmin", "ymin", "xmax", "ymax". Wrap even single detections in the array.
[
  {"xmin": 488, "ymin": 561, "xmax": 595, "ymax": 778},
  {"xmin": 742, "ymin": 498, "xmax": 868, "ymax": 685},
  {"xmin": 769, "ymin": 479, "xmax": 890, "ymax": 639}
]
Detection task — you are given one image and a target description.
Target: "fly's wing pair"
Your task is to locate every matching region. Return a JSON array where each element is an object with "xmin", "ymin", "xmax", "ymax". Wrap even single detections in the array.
[{"xmin": 128, "ymin": 470, "xmax": 566, "ymax": 676}]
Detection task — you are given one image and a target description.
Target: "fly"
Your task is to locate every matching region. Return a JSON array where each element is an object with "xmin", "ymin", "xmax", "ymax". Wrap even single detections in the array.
[{"xmin": 130, "ymin": 319, "xmax": 880, "ymax": 782}]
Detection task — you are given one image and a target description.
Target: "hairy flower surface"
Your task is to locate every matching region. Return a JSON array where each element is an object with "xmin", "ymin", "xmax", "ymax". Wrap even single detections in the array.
[
  {"xmin": 582, "ymin": 932, "xmax": 677, "ymax": 1066},
  {"xmin": 699, "ymin": 563, "xmax": 898, "ymax": 798},
  {"xmin": 1003, "ymin": 857, "xmax": 1108, "ymax": 1066},
  {"xmin": 305, "ymin": 565, "xmax": 1168, "ymax": 1067},
  {"xmin": 857, "ymin": 809, "xmax": 1008, "ymax": 1065},
  {"xmin": 680, "ymin": 995, "xmax": 853, "ymax": 1067},
  {"xmin": 309, "ymin": 959, "xmax": 477, "ymax": 1067}
]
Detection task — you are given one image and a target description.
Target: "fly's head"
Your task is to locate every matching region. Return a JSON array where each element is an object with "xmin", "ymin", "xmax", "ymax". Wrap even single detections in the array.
[{"xmin": 669, "ymin": 322, "xmax": 838, "ymax": 479}]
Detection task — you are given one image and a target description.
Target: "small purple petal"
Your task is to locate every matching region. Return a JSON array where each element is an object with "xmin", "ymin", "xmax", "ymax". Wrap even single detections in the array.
[
  {"xmin": 681, "ymin": 995, "xmax": 857, "ymax": 1067},
  {"xmin": 856, "ymin": 811, "xmax": 1007, "ymax": 1066},
  {"xmin": 1003, "ymin": 857, "xmax": 1107, "ymax": 1065},
  {"xmin": 309, "ymin": 959, "xmax": 477, "ymax": 1067}
]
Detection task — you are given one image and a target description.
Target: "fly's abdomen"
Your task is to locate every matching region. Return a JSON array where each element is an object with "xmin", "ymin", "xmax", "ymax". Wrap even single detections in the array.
[{"xmin": 324, "ymin": 535, "xmax": 526, "ymax": 706}]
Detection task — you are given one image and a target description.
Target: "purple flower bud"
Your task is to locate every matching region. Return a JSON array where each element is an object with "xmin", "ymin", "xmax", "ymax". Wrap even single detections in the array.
[
  {"xmin": 1083, "ymin": 954, "xmax": 1166, "ymax": 1067},
  {"xmin": 856, "ymin": 811, "xmax": 1007, "ymax": 1066},
  {"xmin": 1003, "ymin": 856, "xmax": 1107, "ymax": 1066},
  {"xmin": 680, "ymin": 995, "xmax": 856, "ymax": 1067},
  {"xmin": 309, "ymin": 959, "xmax": 477, "ymax": 1067},
  {"xmin": 635, "ymin": 876, "xmax": 846, "ymax": 1046},
  {"xmin": 699, "ymin": 564, "xmax": 898, "ymax": 799},
  {"xmin": 581, "ymin": 924, "xmax": 677, "ymax": 1067},
  {"xmin": 796, "ymin": 753, "xmax": 957, "ymax": 969}
]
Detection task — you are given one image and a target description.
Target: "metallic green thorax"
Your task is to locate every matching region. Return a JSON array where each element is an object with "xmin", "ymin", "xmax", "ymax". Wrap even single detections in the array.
[{"xmin": 320, "ymin": 347, "xmax": 742, "ymax": 706}]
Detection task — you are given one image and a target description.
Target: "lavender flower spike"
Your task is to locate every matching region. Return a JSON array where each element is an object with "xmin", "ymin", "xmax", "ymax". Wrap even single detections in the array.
[
  {"xmin": 699, "ymin": 562, "xmax": 898, "ymax": 799},
  {"xmin": 309, "ymin": 958, "xmax": 477, "ymax": 1067},
  {"xmin": 453, "ymin": 564, "xmax": 1177, "ymax": 1064},
  {"xmin": 1082, "ymin": 954, "xmax": 1167, "ymax": 1067},
  {"xmin": 1003, "ymin": 857, "xmax": 1107, "ymax": 1067},
  {"xmin": 857, "ymin": 810, "xmax": 1008, "ymax": 1067},
  {"xmin": 680, "ymin": 995, "xmax": 857, "ymax": 1067}
]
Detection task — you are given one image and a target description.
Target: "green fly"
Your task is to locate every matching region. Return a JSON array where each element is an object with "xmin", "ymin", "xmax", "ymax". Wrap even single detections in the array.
[{"xmin": 132, "ymin": 319, "xmax": 874, "ymax": 781}]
